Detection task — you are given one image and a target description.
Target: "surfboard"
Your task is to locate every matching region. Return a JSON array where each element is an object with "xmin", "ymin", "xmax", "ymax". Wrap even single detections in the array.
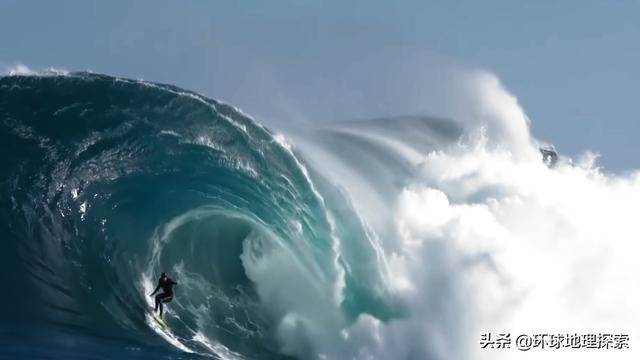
[{"xmin": 152, "ymin": 313, "xmax": 168, "ymax": 330}]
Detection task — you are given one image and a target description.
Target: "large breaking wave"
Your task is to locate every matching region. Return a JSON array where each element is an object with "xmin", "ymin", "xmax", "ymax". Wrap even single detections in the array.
[
  {"xmin": 0, "ymin": 73, "xmax": 390, "ymax": 359},
  {"xmin": 1, "ymin": 72, "xmax": 639, "ymax": 359}
]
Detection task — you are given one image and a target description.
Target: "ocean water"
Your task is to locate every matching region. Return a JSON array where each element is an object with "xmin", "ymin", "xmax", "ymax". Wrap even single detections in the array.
[
  {"xmin": 0, "ymin": 73, "xmax": 392, "ymax": 359},
  {"xmin": 1, "ymin": 72, "xmax": 639, "ymax": 360}
]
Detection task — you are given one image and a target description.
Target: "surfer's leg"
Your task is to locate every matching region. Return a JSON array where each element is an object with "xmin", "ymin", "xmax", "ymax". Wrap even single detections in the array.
[{"xmin": 155, "ymin": 294, "xmax": 172, "ymax": 317}]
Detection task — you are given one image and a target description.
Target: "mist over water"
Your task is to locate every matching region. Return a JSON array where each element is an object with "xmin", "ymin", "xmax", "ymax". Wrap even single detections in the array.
[
  {"xmin": 285, "ymin": 71, "xmax": 640, "ymax": 360},
  {"xmin": 1, "ymin": 70, "xmax": 638, "ymax": 360}
]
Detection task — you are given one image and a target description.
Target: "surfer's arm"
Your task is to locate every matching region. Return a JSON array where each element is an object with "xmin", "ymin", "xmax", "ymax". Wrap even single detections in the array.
[{"xmin": 150, "ymin": 283, "xmax": 161, "ymax": 296}]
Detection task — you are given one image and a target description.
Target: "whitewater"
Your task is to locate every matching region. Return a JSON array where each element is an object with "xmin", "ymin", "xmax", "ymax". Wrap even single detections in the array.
[{"xmin": 0, "ymin": 71, "xmax": 638, "ymax": 359}]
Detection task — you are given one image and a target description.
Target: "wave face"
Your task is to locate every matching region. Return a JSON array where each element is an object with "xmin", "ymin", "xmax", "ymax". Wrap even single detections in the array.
[{"xmin": 0, "ymin": 73, "xmax": 394, "ymax": 359}]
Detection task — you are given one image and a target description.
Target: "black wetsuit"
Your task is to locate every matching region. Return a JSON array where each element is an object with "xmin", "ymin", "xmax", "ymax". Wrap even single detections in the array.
[{"xmin": 151, "ymin": 275, "xmax": 177, "ymax": 317}]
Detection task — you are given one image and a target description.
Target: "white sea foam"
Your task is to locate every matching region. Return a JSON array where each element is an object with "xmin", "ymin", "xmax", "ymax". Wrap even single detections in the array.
[
  {"xmin": 6, "ymin": 64, "xmax": 34, "ymax": 75},
  {"xmin": 2, "ymin": 63, "xmax": 69, "ymax": 76},
  {"xmin": 272, "ymin": 70, "xmax": 640, "ymax": 360}
]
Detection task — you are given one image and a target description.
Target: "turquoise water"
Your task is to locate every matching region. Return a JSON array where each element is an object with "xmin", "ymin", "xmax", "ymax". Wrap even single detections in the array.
[{"xmin": 0, "ymin": 73, "xmax": 397, "ymax": 359}]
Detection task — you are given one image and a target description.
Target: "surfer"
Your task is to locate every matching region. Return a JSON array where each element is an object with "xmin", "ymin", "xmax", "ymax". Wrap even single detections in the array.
[{"xmin": 150, "ymin": 272, "xmax": 177, "ymax": 318}]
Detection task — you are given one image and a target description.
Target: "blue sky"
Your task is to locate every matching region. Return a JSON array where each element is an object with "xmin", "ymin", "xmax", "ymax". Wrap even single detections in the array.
[{"xmin": 1, "ymin": 0, "xmax": 638, "ymax": 171}]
